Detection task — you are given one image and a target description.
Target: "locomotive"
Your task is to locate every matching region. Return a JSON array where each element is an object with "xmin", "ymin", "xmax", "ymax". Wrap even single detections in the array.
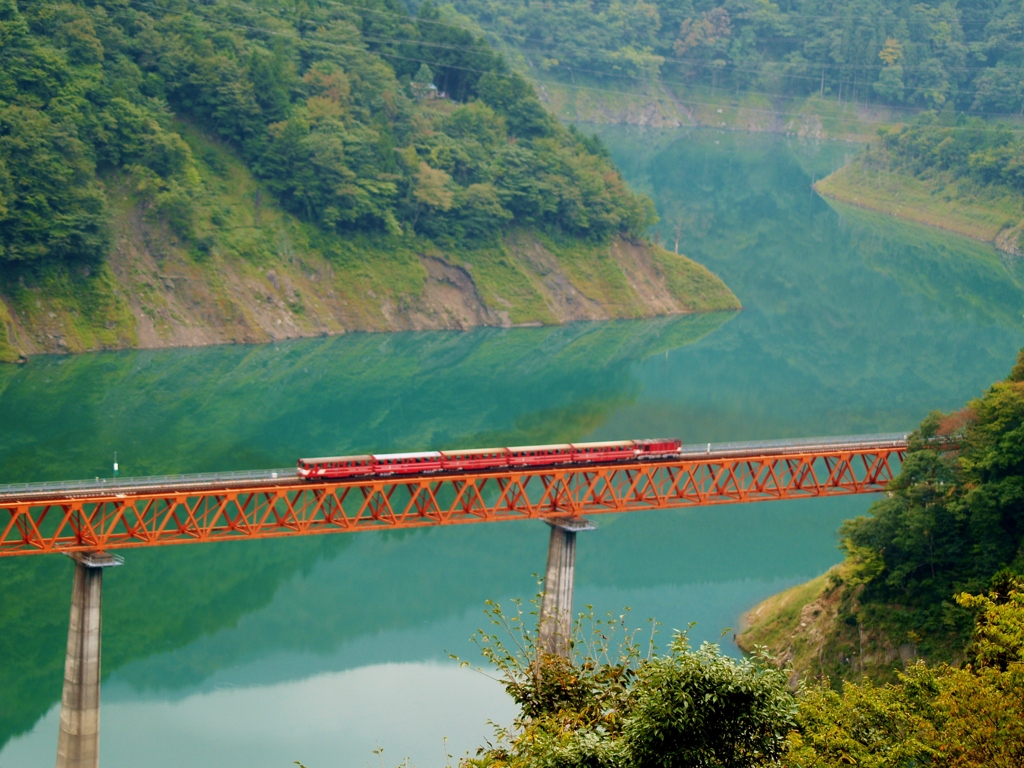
[{"xmin": 297, "ymin": 438, "xmax": 682, "ymax": 480}]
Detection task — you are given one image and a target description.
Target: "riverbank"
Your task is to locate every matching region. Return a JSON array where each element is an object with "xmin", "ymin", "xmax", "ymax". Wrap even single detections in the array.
[
  {"xmin": 814, "ymin": 156, "xmax": 1024, "ymax": 255},
  {"xmin": 0, "ymin": 125, "xmax": 739, "ymax": 363}
]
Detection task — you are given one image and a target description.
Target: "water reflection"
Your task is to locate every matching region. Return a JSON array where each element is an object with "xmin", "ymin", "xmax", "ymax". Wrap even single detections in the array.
[
  {"xmin": 0, "ymin": 315, "xmax": 727, "ymax": 482},
  {"xmin": 593, "ymin": 126, "xmax": 1024, "ymax": 439},
  {"xmin": 2, "ymin": 662, "xmax": 516, "ymax": 768}
]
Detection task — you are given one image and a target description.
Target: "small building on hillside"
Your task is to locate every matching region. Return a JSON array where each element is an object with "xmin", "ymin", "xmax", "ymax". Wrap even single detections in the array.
[{"xmin": 410, "ymin": 63, "xmax": 439, "ymax": 100}]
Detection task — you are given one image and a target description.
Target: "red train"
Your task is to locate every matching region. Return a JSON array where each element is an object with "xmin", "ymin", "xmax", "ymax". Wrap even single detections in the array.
[{"xmin": 297, "ymin": 438, "xmax": 682, "ymax": 480}]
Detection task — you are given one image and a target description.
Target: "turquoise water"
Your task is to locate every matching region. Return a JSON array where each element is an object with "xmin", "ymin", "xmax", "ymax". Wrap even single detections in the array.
[{"xmin": 3, "ymin": 128, "xmax": 1024, "ymax": 767}]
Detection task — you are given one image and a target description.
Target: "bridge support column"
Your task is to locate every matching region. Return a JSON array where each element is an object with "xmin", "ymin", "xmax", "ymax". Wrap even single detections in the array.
[
  {"xmin": 538, "ymin": 518, "xmax": 595, "ymax": 658},
  {"xmin": 56, "ymin": 552, "xmax": 122, "ymax": 768}
]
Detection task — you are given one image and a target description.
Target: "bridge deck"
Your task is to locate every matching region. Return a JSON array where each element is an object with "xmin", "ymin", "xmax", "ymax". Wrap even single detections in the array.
[{"xmin": 0, "ymin": 434, "xmax": 911, "ymax": 557}]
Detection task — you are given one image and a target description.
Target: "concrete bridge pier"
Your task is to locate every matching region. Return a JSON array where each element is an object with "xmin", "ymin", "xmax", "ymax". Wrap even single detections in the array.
[
  {"xmin": 538, "ymin": 518, "xmax": 596, "ymax": 658},
  {"xmin": 56, "ymin": 552, "xmax": 122, "ymax": 768}
]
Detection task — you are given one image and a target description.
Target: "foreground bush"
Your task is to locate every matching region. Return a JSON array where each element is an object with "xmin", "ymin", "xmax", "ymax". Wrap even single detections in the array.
[{"xmin": 465, "ymin": 582, "xmax": 1024, "ymax": 768}]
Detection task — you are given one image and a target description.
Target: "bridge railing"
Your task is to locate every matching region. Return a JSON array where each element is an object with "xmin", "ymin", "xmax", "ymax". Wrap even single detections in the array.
[{"xmin": 678, "ymin": 432, "xmax": 910, "ymax": 457}]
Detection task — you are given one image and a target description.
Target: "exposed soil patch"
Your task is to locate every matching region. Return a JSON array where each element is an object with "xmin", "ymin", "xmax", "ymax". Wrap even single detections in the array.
[
  {"xmin": 508, "ymin": 237, "xmax": 607, "ymax": 322},
  {"xmin": 390, "ymin": 256, "xmax": 506, "ymax": 330},
  {"xmin": 609, "ymin": 239, "xmax": 681, "ymax": 315}
]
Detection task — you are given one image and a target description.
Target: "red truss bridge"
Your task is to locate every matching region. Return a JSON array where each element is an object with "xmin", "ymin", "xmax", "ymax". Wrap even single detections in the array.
[{"xmin": 0, "ymin": 434, "xmax": 911, "ymax": 558}]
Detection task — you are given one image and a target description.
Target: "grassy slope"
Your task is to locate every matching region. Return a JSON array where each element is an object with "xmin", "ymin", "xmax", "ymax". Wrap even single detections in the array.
[
  {"xmin": 815, "ymin": 158, "xmax": 1024, "ymax": 249},
  {"xmin": 0, "ymin": 122, "xmax": 739, "ymax": 361}
]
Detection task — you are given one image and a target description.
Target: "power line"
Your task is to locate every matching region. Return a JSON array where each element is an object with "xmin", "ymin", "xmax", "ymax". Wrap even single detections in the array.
[
  {"xmin": 16, "ymin": 0, "xmax": 1024, "ymax": 130},
  {"xmin": 293, "ymin": 0, "xmax": 1017, "ymax": 36},
  {"xmin": 188, "ymin": 2, "xmax": 1024, "ymax": 115},
  {"xmin": 305, "ymin": 0, "xmax": 1024, "ymax": 76},
  {"xmin": 257, "ymin": 22, "xmax": 1024, "ymax": 119},
  {"xmin": 218, "ymin": 20, "xmax": 1024, "ymax": 128},
  {"xmin": 91, "ymin": 0, "xmax": 1023, "ymax": 78},
  {"xmin": 349, "ymin": 29, "xmax": 1024, "ymax": 120}
]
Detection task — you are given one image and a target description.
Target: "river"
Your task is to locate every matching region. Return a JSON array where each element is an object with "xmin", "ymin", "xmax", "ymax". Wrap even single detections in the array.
[{"xmin": 2, "ymin": 128, "xmax": 1023, "ymax": 768}]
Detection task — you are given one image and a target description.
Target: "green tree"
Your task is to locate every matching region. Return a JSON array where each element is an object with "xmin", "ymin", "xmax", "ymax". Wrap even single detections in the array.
[
  {"xmin": 0, "ymin": 104, "xmax": 108, "ymax": 264},
  {"xmin": 624, "ymin": 635, "xmax": 796, "ymax": 768}
]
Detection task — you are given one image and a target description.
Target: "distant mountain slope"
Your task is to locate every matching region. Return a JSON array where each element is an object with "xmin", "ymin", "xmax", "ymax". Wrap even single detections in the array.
[
  {"xmin": 0, "ymin": 0, "xmax": 738, "ymax": 360},
  {"xmin": 449, "ymin": 0, "xmax": 1024, "ymax": 117}
]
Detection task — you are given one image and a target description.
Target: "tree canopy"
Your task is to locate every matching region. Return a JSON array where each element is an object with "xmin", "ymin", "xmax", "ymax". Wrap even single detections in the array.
[{"xmin": 0, "ymin": 0, "xmax": 655, "ymax": 267}]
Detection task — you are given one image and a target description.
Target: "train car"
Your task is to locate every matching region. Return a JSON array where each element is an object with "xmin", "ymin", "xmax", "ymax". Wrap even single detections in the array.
[
  {"xmin": 440, "ymin": 447, "xmax": 509, "ymax": 471},
  {"xmin": 634, "ymin": 438, "xmax": 683, "ymax": 458},
  {"xmin": 297, "ymin": 455, "xmax": 373, "ymax": 479},
  {"xmin": 507, "ymin": 444, "xmax": 574, "ymax": 467},
  {"xmin": 571, "ymin": 440, "xmax": 636, "ymax": 463},
  {"xmin": 373, "ymin": 451, "xmax": 444, "ymax": 475}
]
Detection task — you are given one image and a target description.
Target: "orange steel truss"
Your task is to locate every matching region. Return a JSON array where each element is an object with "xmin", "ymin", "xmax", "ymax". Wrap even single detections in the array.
[{"xmin": 0, "ymin": 445, "xmax": 905, "ymax": 557}]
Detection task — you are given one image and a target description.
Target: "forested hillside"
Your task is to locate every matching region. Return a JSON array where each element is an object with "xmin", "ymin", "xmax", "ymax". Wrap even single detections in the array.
[
  {"xmin": 741, "ymin": 350, "xmax": 1024, "ymax": 683},
  {"xmin": 452, "ymin": 0, "xmax": 1024, "ymax": 115},
  {"xmin": 0, "ymin": 0, "xmax": 739, "ymax": 360}
]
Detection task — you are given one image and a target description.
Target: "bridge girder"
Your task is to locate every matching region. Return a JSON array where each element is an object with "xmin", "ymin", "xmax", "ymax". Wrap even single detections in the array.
[{"xmin": 0, "ymin": 446, "xmax": 905, "ymax": 557}]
